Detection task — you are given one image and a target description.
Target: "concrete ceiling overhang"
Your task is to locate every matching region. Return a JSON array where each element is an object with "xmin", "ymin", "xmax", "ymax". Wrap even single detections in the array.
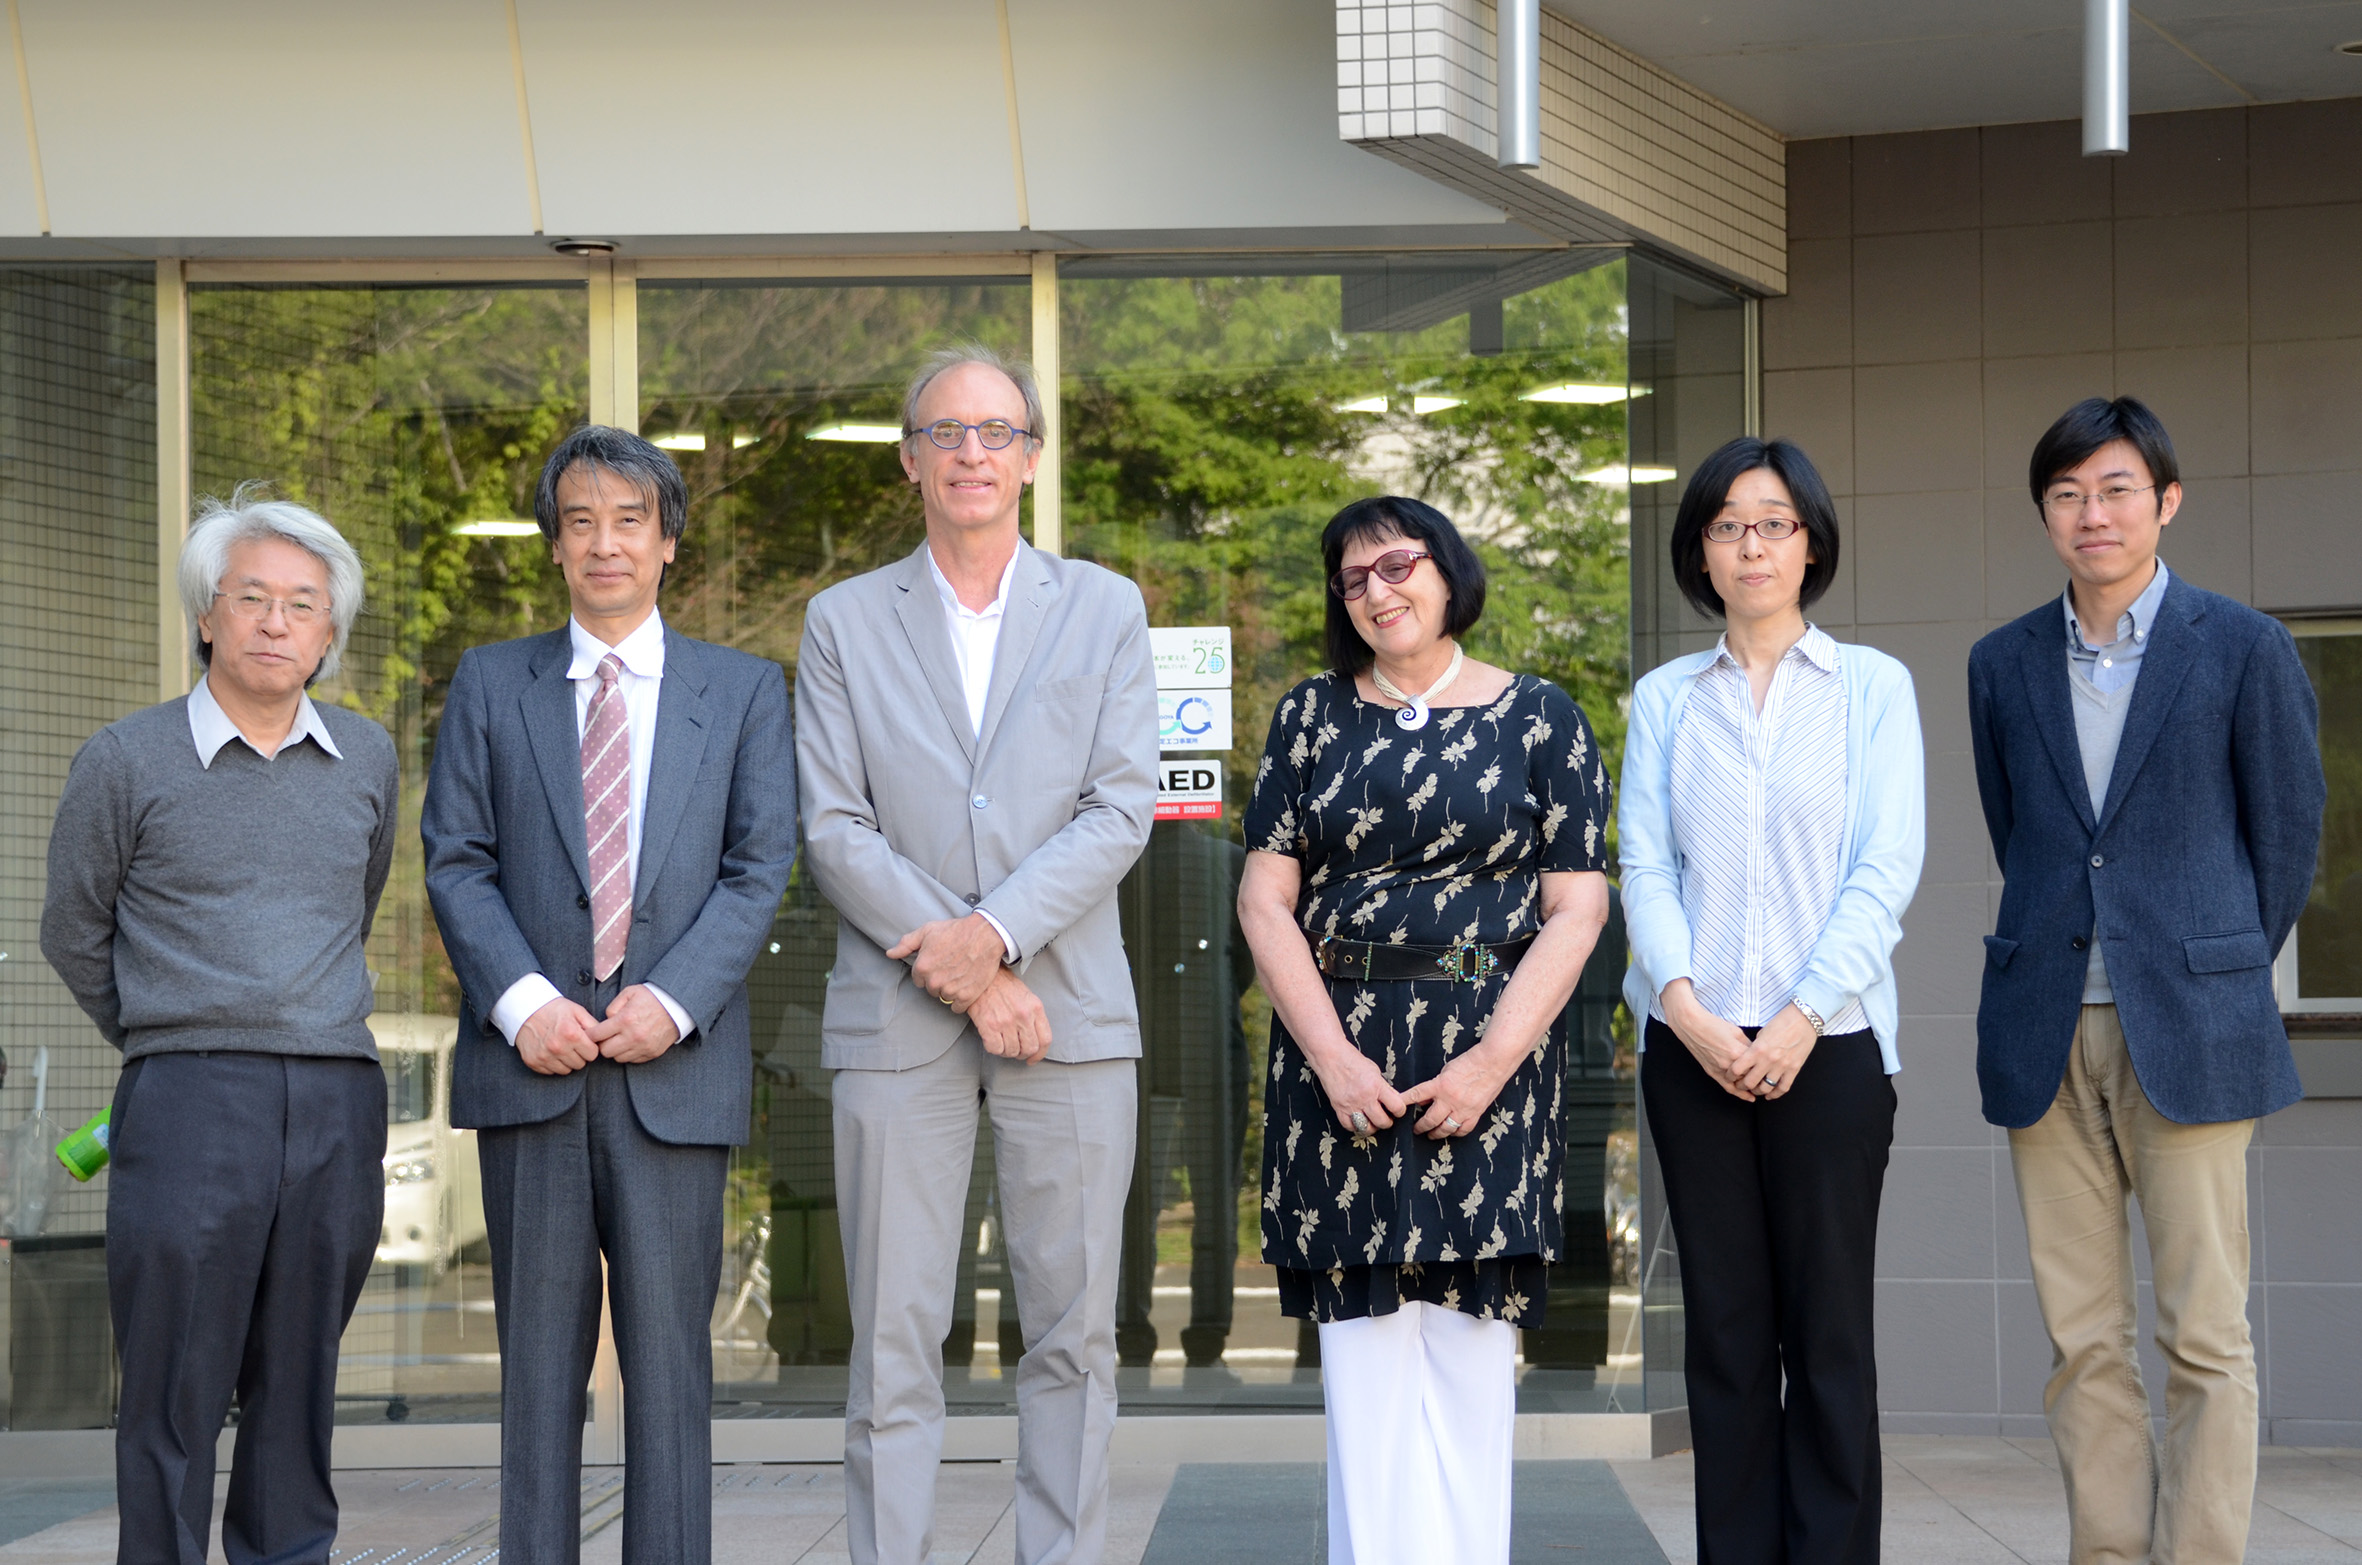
[{"xmin": 1546, "ymin": 0, "xmax": 2362, "ymax": 139}]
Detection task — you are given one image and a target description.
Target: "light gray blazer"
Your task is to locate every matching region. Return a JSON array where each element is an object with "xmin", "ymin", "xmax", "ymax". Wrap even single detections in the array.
[{"xmin": 796, "ymin": 540, "xmax": 1159, "ymax": 1070}]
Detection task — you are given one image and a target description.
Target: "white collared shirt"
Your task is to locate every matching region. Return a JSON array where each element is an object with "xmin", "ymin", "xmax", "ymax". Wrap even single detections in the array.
[
  {"xmin": 489, "ymin": 610, "xmax": 691, "ymax": 1047},
  {"xmin": 923, "ymin": 541, "xmax": 1022, "ymax": 963},
  {"xmin": 187, "ymin": 673, "xmax": 343, "ymax": 766},
  {"xmin": 925, "ymin": 541, "xmax": 1018, "ymax": 736},
  {"xmin": 1658, "ymin": 623, "xmax": 1868, "ymax": 1036}
]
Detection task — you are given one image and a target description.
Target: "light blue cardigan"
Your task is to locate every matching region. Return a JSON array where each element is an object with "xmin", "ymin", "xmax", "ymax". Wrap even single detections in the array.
[{"xmin": 1618, "ymin": 638, "xmax": 1926, "ymax": 1074}]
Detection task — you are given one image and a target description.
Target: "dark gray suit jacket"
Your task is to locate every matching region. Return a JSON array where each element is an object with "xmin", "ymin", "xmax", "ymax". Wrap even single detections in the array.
[
  {"xmin": 423, "ymin": 623, "xmax": 798, "ymax": 1145},
  {"xmin": 1968, "ymin": 573, "xmax": 2324, "ymax": 1128}
]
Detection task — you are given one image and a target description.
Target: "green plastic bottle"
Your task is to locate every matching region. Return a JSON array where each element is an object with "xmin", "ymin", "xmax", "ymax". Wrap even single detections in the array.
[{"xmin": 55, "ymin": 1109, "xmax": 110, "ymax": 1182}]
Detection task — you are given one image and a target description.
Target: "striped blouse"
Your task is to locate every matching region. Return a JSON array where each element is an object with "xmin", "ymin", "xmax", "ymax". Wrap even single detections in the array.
[{"xmin": 1652, "ymin": 624, "xmax": 1869, "ymax": 1036}]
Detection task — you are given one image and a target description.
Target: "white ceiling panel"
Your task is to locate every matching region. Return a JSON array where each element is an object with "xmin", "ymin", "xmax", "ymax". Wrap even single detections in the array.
[
  {"xmin": 1552, "ymin": 0, "xmax": 2362, "ymax": 137},
  {"xmin": 22, "ymin": 0, "xmax": 529, "ymax": 237},
  {"xmin": 519, "ymin": 0, "xmax": 1020, "ymax": 238}
]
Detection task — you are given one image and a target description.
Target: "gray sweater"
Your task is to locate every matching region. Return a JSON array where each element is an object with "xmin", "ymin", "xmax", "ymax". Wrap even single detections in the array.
[{"xmin": 40, "ymin": 695, "xmax": 399, "ymax": 1061}]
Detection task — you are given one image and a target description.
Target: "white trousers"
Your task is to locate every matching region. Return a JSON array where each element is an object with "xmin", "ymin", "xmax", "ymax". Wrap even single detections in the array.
[{"xmin": 1318, "ymin": 1301, "xmax": 1517, "ymax": 1565}]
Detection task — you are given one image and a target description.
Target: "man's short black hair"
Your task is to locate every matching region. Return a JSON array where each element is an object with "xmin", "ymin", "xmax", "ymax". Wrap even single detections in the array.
[
  {"xmin": 2027, "ymin": 396, "xmax": 2179, "ymax": 512},
  {"xmin": 534, "ymin": 423, "xmax": 690, "ymax": 543},
  {"xmin": 1320, "ymin": 496, "xmax": 1487, "ymax": 676},
  {"xmin": 1669, "ymin": 437, "xmax": 1842, "ymax": 620}
]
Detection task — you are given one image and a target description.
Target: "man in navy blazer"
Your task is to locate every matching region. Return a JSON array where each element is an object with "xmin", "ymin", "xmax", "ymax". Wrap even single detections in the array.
[
  {"xmin": 1968, "ymin": 397, "xmax": 2322, "ymax": 1565},
  {"xmin": 423, "ymin": 426, "xmax": 797, "ymax": 1563}
]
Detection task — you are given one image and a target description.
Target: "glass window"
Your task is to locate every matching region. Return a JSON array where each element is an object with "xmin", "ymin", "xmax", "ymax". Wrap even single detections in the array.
[
  {"xmin": 633, "ymin": 275, "xmax": 1034, "ymax": 1414},
  {"xmin": 2284, "ymin": 623, "xmax": 2362, "ymax": 1010},
  {"xmin": 1060, "ymin": 252, "xmax": 1660, "ymax": 1412},
  {"xmin": 0, "ymin": 266, "xmax": 156, "ymax": 1432},
  {"xmin": 190, "ymin": 280, "xmax": 589, "ymax": 1426}
]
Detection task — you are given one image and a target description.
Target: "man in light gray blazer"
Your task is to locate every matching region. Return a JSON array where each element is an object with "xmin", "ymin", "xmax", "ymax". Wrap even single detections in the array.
[
  {"xmin": 424, "ymin": 426, "xmax": 797, "ymax": 1564},
  {"xmin": 797, "ymin": 344, "xmax": 1159, "ymax": 1565}
]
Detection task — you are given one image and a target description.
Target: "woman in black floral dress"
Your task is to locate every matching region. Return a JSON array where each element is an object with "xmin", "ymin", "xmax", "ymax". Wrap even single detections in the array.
[{"xmin": 1238, "ymin": 497, "xmax": 1611, "ymax": 1565}]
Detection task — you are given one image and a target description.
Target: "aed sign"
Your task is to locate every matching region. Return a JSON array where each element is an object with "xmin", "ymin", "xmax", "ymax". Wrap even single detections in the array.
[
  {"xmin": 1157, "ymin": 689, "xmax": 1232, "ymax": 753},
  {"xmin": 1155, "ymin": 760, "xmax": 1223, "ymax": 821},
  {"xmin": 1151, "ymin": 626, "xmax": 1232, "ymax": 690}
]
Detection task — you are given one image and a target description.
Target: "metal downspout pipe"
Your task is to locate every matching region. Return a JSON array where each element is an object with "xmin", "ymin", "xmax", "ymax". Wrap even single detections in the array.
[
  {"xmin": 2085, "ymin": 0, "xmax": 2130, "ymax": 155},
  {"xmin": 1498, "ymin": 0, "xmax": 1541, "ymax": 169}
]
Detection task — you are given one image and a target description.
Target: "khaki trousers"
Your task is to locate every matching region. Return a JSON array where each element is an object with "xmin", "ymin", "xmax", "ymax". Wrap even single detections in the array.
[{"xmin": 2008, "ymin": 1005, "xmax": 2258, "ymax": 1565}]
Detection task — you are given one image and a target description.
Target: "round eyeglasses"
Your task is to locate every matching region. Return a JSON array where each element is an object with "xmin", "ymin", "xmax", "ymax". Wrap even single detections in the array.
[
  {"xmin": 1331, "ymin": 548, "xmax": 1432, "ymax": 600},
  {"xmin": 2042, "ymin": 484, "xmax": 2155, "ymax": 517},
  {"xmin": 1703, "ymin": 516, "xmax": 1800, "ymax": 544},
  {"xmin": 906, "ymin": 418, "xmax": 1034, "ymax": 451}
]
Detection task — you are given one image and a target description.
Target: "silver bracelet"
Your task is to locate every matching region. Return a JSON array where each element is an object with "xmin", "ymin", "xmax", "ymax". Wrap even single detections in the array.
[{"xmin": 1792, "ymin": 999, "xmax": 1827, "ymax": 1036}]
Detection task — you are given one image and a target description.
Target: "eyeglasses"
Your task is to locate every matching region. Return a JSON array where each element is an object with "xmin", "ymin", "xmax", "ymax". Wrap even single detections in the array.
[
  {"xmin": 214, "ymin": 590, "xmax": 325, "ymax": 626},
  {"xmin": 906, "ymin": 418, "xmax": 1034, "ymax": 451},
  {"xmin": 2042, "ymin": 484, "xmax": 2155, "ymax": 517},
  {"xmin": 1330, "ymin": 549, "xmax": 1432, "ymax": 600},
  {"xmin": 1703, "ymin": 516, "xmax": 1799, "ymax": 544}
]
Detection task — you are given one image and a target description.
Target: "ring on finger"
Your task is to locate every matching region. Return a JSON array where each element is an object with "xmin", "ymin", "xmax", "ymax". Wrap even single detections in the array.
[
  {"xmin": 1350, "ymin": 1110, "xmax": 1370, "ymax": 1133},
  {"xmin": 1443, "ymin": 1116, "xmax": 1461, "ymax": 1131}
]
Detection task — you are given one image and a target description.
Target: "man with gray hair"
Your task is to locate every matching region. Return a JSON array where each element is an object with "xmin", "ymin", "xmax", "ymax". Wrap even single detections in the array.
[
  {"xmin": 42, "ymin": 490, "xmax": 398, "ymax": 1565},
  {"xmin": 797, "ymin": 344, "xmax": 1158, "ymax": 1565}
]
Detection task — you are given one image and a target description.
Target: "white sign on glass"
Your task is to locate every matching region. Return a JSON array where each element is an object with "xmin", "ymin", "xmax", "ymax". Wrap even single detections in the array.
[
  {"xmin": 1150, "ymin": 626, "xmax": 1232, "ymax": 690},
  {"xmin": 1154, "ymin": 760, "xmax": 1223, "ymax": 821},
  {"xmin": 1157, "ymin": 689, "xmax": 1233, "ymax": 753}
]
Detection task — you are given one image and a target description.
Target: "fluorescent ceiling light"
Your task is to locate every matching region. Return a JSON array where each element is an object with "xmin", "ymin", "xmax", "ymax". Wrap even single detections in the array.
[
  {"xmin": 652, "ymin": 432, "xmax": 706, "ymax": 451},
  {"xmin": 1411, "ymin": 395, "xmax": 1464, "ymax": 415},
  {"xmin": 1522, "ymin": 383, "xmax": 1647, "ymax": 404},
  {"xmin": 1580, "ymin": 464, "xmax": 1678, "ymax": 485},
  {"xmin": 1334, "ymin": 394, "xmax": 1388, "ymax": 414},
  {"xmin": 732, "ymin": 431, "xmax": 760, "ymax": 448},
  {"xmin": 452, "ymin": 519, "xmax": 541, "ymax": 538},
  {"xmin": 805, "ymin": 422, "xmax": 904, "ymax": 443}
]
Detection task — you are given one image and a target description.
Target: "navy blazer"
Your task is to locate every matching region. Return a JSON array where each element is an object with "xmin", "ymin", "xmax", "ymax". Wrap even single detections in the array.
[
  {"xmin": 422, "ymin": 624, "xmax": 799, "ymax": 1145},
  {"xmin": 1967, "ymin": 573, "xmax": 2323, "ymax": 1129}
]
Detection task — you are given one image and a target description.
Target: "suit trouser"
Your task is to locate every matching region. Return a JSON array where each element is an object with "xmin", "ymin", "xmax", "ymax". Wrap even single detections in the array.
[
  {"xmin": 834, "ymin": 1036, "xmax": 1136, "ymax": 1565},
  {"xmin": 107, "ymin": 1052, "xmax": 386, "ymax": 1565},
  {"xmin": 478, "ymin": 1057, "xmax": 728, "ymax": 1565},
  {"xmin": 2009, "ymin": 1004, "xmax": 2258, "ymax": 1565},
  {"xmin": 1642, "ymin": 1021, "xmax": 1894, "ymax": 1565}
]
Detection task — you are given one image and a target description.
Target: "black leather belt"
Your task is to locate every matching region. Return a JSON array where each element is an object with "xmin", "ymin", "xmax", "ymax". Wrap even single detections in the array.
[{"xmin": 1316, "ymin": 935, "xmax": 1533, "ymax": 984}]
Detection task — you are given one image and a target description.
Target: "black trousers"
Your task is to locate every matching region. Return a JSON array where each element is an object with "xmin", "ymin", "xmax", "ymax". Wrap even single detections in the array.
[
  {"xmin": 478, "ymin": 1057, "xmax": 728, "ymax": 1565},
  {"xmin": 1642, "ymin": 1019, "xmax": 1895, "ymax": 1565},
  {"xmin": 107, "ymin": 1052, "xmax": 387, "ymax": 1565}
]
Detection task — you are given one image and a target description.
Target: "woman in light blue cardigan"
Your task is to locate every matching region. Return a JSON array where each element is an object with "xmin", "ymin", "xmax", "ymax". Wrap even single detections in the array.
[{"xmin": 1618, "ymin": 437, "xmax": 1923, "ymax": 1565}]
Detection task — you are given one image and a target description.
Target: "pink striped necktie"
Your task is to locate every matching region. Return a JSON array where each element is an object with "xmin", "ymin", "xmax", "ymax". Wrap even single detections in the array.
[{"xmin": 582, "ymin": 652, "xmax": 632, "ymax": 982}]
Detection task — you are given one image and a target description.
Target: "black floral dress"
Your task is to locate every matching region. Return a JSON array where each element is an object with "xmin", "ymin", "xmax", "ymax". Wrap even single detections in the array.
[{"xmin": 1246, "ymin": 672, "xmax": 1611, "ymax": 1325}]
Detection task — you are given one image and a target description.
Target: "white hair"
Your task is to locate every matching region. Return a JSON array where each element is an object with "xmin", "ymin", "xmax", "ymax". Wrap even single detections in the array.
[{"xmin": 180, "ymin": 485, "xmax": 365, "ymax": 685}]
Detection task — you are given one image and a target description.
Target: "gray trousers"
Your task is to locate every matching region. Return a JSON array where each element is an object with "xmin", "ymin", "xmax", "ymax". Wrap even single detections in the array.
[
  {"xmin": 107, "ymin": 1052, "xmax": 386, "ymax": 1565},
  {"xmin": 834, "ymin": 1038, "xmax": 1136, "ymax": 1565},
  {"xmin": 478, "ymin": 1058, "xmax": 728, "ymax": 1565}
]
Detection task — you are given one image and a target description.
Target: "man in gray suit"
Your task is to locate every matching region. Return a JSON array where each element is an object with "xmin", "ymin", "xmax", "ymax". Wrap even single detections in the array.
[
  {"xmin": 423, "ymin": 426, "xmax": 798, "ymax": 1564},
  {"xmin": 797, "ymin": 344, "xmax": 1159, "ymax": 1565}
]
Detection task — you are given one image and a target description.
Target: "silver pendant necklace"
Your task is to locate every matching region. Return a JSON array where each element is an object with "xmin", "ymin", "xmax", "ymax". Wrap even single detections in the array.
[{"xmin": 1370, "ymin": 644, "xmax": 1465, "ymax": 731}]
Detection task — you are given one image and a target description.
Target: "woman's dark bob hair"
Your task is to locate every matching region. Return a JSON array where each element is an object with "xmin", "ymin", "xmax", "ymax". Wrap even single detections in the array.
[
  {"xmin": 1321, "ymin": 496, "xmax": 1487, "ymax": 676},
  {"xmin": 1669, "ymin": 436, "xmax": 1841, "ymax": 620}
]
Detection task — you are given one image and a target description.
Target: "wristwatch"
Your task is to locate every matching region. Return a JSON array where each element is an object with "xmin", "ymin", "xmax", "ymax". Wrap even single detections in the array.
[{"xmin": 1792, "ymin": 999, "xmax": 1827, "ymax": 1036}]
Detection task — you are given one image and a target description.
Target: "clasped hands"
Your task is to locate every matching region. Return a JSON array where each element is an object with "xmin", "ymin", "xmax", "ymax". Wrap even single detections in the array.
[
  {"xmin": 517, "ymin": 984, "xmax": 680, "ymax": 1075},
  {"xmin": 888, "ymin": 913, "xmax": 1051, "ymax": 1064},
  {"xmin": 1660, "ymin": 978, "xmax": 1814, "ymax": 1102},
  {"xmin": 1306, "ymin": 1032, "xmax": 1520, "ymax": 1141}
]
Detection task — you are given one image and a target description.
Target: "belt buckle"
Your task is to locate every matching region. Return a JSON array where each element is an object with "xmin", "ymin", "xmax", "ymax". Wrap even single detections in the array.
[{"xmin": 1437, "ymin": 938, "xmax": 1498, "ymax": 983}]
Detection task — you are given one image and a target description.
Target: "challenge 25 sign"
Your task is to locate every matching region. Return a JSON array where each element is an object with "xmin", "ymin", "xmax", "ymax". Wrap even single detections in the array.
[{"xmin": 1150, "ymin": 627, "xmax": 1230, "ymax": 819}]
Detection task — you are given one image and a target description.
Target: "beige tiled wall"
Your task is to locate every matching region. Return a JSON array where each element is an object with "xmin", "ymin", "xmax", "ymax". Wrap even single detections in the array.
[{"xmin": 1760, "ymin": 103, "xmax": 2362, "ymax": 1444}]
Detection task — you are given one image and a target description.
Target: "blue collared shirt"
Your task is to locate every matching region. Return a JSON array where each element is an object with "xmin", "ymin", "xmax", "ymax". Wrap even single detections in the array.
[{"xmin": 2064, "ymin": 558, "xmax": 2170, "ymax": 696}]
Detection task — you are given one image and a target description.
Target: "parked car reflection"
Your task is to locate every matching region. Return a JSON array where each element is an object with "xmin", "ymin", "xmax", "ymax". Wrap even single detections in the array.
[{"xmin": 369, "ymin": 1014, "xmax": 486, "ymax": 1273}]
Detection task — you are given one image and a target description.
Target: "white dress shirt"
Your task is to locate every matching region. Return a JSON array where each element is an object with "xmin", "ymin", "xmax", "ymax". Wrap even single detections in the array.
[
  {"xmin": 489, "ymin": 610, "xmax": 693, "ymax": 1046},
  {"xmin": 924, "ymin": 542, "xmax": 1022, "ymax": 962},
  {"xmin": 187, "ymin": 673, "xmax": 344, "ymax": 766},
  {"xmin": 1657, "ymin": 624, "xmax": 1869, "ymax": 1036}
]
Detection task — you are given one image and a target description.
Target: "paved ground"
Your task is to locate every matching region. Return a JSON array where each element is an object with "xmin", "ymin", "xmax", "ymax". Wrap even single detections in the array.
[{"xmin": 1, "ymin": 1437, "xmax": 2355, "ymax": 1563}]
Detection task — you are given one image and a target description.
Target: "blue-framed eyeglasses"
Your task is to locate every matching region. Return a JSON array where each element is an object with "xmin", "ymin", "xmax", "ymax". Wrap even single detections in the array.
[{"xmin": 905, "ymin": 418, "xmax": 1034, "ymax": 451}]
